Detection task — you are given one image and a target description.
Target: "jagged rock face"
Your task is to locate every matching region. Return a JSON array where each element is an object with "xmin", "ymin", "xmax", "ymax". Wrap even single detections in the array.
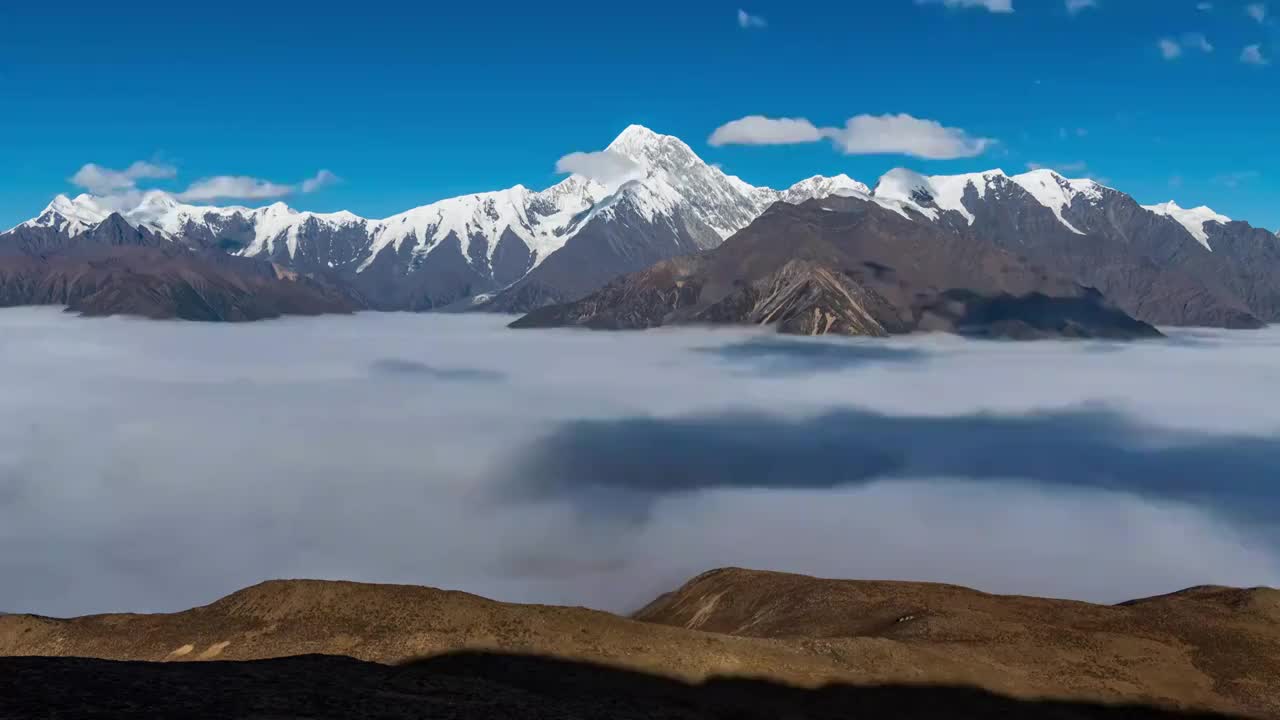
[
  {"xmin": 513, "ymin": 197, "xmax": 1160, "ymax": 340},
  {"xmin": 694, "ymin": 260, "xmax": 898, "ymax": 337}
]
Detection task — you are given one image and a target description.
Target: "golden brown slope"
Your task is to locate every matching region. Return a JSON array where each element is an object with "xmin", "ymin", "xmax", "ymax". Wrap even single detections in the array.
[
  {"xmin": 2, "ymin": 570, "xmax": 1277, "ymax": 717},
  {"xmin": 636, "ymin": 568, "xmax": 1280, "ymax": 718}
]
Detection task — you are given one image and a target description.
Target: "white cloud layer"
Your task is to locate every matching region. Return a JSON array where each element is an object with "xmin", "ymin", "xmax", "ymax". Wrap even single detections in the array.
[
  {"xmin": 709, "ymin": 113, "xmax": 993, "ymax": 160},
  {"xmin": 1, "ymin": 309, "xmax": 1278, "ymax": 617},
  {"xmin": 1065, "ymin": 0, "xmax": 1098, "ymax": 14}
]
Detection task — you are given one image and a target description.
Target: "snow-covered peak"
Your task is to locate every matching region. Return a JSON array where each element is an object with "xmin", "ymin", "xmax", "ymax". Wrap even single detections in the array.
[
  {"xmin": 872, "ymin": 168, "xmax": 1009, "ymax": 224},
  {"xmin": 780, "ymin": 174, "xmax": 871, "ymax": 204},
  {"xmin": 22, "ymin": 193, "xmax": 112, "ymax": 234},
  {"xmin": 606, "ymin": 125, "xmax": 703, "ymax": 175},
  {"xmin": 1007, "ymin": 169, "xmax": 1108, "ymax": 235},
  {"xmin": 1143, "ymin": 200, "xmax": 1230, "ymax": 250}
]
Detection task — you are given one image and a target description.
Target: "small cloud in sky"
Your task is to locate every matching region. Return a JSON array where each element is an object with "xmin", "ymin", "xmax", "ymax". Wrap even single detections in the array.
[
  {"xmin": 1241, "ymin": 44, "xmax": 1271, "ymax": 65},
  {"xmin": 709, "ymin": 113, "xmax": 993, "ymax": 160},
  {"xmin": 299, "ymin": 169, "xmax": 340, "ymax": 193},
  {"xmin": 1246, "ymin": 3, "xmax": 1267, "ymax": 23},
  {"xmin": 555, "ymin": 150, "xmax": 643, "ymax": 188},
  {"xmin": 176, "ymin": 176, "xmax": 294, "ymax": 202},
  {"xmin": 1196, "ymin": 1, "xmax": 1213, "ymax": 10},
  {"xmin": 737, "ymin": 9, "xmax": 767, "ymax": 28},
  {"xmin": 70, "ymin": 161, "xmax": 177, "ymax": 196},
  {"xmin": 708, "ymin": 116, "xmax": 827, "ymax": 146},
  {"xmin": 1065, "ymin": 0, "xmax": 1098, "ymax": 15},
  {"xmin": 916, "ymin": 0, "xmax": 1014, "ymax": 13},
  {"xmin": 1159, "ymin": 33, "xmax": 1213, "ymax": 60}
]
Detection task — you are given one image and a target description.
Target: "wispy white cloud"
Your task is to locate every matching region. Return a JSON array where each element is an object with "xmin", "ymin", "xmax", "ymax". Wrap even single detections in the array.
[
  {"xmin": 555, "ymin": 150, "xmax": 643, "ymax": 187},
  {"xmin": 70, "ymin": 161, "xmax": 177, "ymax": 196},
  {"xmin": 709, "ymin": 113, "xmax": 993, "ymax": 160},
  {"xmin": 708, "ymin": 116, "xmax": 826, "ymax": 146},
  {"xmin": 1196, "ymin": 1, "xmax": 1213, "ymax": 10},
  {"xmin": 737, "ymin": 9, "xmax": 767, "ymax": 28},
  {"xmin": 68, "ymin": 161, "xmax": 336, "ymax": 205},
  {"xmin": 176, "ymin": 176, "xmax": 295, "ymax": 202},
  {"xmin": 1246, "ymin": 2, "xmax": 1267, "ymax": 23},
  {"xmin": 1241, "ymin": 44, "xmax": 1270, "ymax": 64},
  {"xmin": 1159, "ymin": 33, "xmax": 1213, "ymax": 60},
  {"xmin": 299, "ymin": 169, "xmax": 340, "ymax": 193},
  {"xmin": 916, "ymin": 0, "xmax": 1014, "ymax": 12},
  {"xmin": 1065, "ymin": 0, "xmax": 1098, "ymax": 15},
  {"xmin": 828, "ymin": 114, "xmax": 993, "ymax": 158}
]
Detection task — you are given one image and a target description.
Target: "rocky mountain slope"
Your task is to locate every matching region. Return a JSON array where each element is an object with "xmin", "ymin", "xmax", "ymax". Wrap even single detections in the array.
[
  {"xmin": 1, "ymin": 569, "xmax": 1276, "ymax": 717},
  {"xmin": 0, "ymin": 215, "xmax": 355, "ymax": 320},
  {"xmin": 869, "ymin": 168, "xmax": 1276, "ymax": 328},
  {"xmin": 512, "ymin": 195, "xmax": 1161, "ymax": 339}
]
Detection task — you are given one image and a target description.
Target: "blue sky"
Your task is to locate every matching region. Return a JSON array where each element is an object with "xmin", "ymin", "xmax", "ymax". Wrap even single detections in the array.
[{"xmin": 1, "ymin": 0, "xmax": 1276, "ymax": 229}]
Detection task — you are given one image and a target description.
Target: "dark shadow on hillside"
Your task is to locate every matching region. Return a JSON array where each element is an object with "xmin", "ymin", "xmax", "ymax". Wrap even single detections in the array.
[
  {"xmin": 514, "ymin": 407, "xmax": 1280, "ymax": 521},
  {"xmin": 0, "ymin": 652, "xmax": 1245, "ymax": 719},
  {"xmin": 697, "ymin": 337, "xmax": 929, "ymax": 375}
]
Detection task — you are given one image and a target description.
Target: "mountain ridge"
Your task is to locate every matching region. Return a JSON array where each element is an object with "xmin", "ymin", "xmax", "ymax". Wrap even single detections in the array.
[{"xmin": 6, "ymin": 125, "xmax": 1280, "ymax": 325}]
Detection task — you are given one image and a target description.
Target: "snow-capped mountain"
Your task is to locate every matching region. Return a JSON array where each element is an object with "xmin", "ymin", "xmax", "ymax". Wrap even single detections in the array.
[
  {"xmin": 9, "ymin": 124, "xmax": 1280, "ymax": 326},
  {"xmin": 854, "ymin": 166, "xmax": 1278, "ymax": 328},
  {"xmin": 1141, "ymin": 200, "xmax": 1231, "ymax": 250},
  {"xmin": 14, "ymin": 125, "xmax": 871, "ymax": 311}
]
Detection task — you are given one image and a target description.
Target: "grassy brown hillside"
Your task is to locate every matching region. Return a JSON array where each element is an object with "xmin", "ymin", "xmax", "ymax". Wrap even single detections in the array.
[{"xmin": 2, "ymin": 569, "xmax": 1277, "ymax": 717}]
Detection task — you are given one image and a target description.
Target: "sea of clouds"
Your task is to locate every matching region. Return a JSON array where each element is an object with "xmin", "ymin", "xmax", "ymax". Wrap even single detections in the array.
[{"xmin": 1, "ymin": 307, "xmax": 1278, "ymax": 616}]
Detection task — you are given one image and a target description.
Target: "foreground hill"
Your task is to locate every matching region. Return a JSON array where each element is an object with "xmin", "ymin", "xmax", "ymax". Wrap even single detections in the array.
[
  {"xmin": 2, "ymin": 569, "xmax": 1277, "ymax": 717},
  {"xmin": 0, "ymin": 653, "xmax": 1244, "ymax": 720},
  {"xmin": 512, "ymin": 195, "xmax": 1161, "ymax": 339}
]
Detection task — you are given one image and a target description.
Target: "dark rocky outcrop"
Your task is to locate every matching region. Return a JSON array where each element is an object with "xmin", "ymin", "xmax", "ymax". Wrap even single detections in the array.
[
  {"xmin": 0, "ymin": 214, "xmax": 358, "ymax": 321},
  {"xmin": 514, "ymin": 197, "xmax": 1160, "ymax": 340}
]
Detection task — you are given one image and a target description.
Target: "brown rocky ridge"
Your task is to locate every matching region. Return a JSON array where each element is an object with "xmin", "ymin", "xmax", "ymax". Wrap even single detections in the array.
[
  {"xmin": 1, "ymin": 567, "xmax": 1276, "ymax": 718},
  {"xmin": 512, "ymin": 196, "xmax": 1161, "ymax": 339}
]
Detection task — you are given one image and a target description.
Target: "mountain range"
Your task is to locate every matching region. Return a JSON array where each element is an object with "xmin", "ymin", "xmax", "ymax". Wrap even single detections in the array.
[{"xmin": 4, "ymin": 125, "xmax": 1279, "ymax": 332}]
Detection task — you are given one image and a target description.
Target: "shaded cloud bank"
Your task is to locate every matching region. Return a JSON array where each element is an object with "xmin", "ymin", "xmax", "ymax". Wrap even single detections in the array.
[
  {"xmin": 514, "ymin": 407, "xmax": 1280, "ymax": 521},
  {"xmin": 0, "ymin": 309, "xmax": 1277, "ymax": 617}
]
